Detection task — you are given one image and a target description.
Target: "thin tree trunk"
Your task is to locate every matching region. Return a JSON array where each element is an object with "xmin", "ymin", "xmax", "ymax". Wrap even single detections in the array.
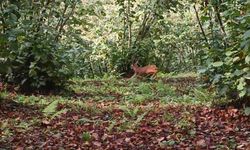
[
  {"xmin": 133, "ymin": 12, "xmax": 152, "ymax": 47},
  {"xmin": 127, "ymin": 0, "xmax": 132, "ymax": 49},
  {"xmin": 214, "ymin": 3, "xmax": 227, "ymax": 49},
  {"xmin": 123, "ymin": 2, "xmax": 126, "ymax": 40},
  {"xmin": 209, "ymin": 8, "xmax": 214, "ymax": 44},
  {"xmin": 89, "ymin": 62, "xmax": 95, "ymax": 78},
  {"xmin": 214, "ymin": 5, "xmax": 226, "ymax": 36},
  {"xmin": 193, "ymin": 5, "xmax": 210, "ymax": 47},
  {"xmin": 55, "ymin": 5, "xmax": 68, "ymax": 31},
  {"xmin": 55, "ymin": 2, "xmax": 76, "ymax": 41}
]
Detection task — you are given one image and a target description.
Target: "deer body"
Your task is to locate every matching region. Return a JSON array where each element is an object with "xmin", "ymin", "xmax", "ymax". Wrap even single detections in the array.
[{"xmin": 131, "ymin": 63, "xmax": 158, "ymax": 77}]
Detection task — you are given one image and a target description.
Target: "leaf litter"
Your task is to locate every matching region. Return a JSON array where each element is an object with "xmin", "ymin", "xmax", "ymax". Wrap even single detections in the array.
[{"xmin": 0, "ymin": 77, "xmax": 250, "ymax": 149}]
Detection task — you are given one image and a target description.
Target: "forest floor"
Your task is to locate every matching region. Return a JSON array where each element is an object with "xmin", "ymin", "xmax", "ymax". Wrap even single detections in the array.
[{"xmin": 0, "ymin": 73, "xmax": 250, "ymax": 149}]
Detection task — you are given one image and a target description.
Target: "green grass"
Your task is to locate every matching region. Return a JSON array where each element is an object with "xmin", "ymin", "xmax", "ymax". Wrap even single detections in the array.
[
  {"xmin": 0, "ymin": 73, "xmax": 214, "ymax": 133},
  {"xmin": 1, "ymin": 72, "xmax": 216, "ymax": 114}
]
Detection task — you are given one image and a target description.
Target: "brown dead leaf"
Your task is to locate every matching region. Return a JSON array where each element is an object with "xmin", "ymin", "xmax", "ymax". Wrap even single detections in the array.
[
  {"xmin": 41, "ymin": 120, "xmax": 50, "ymax": 126},
  {"xmin": 92, "ymin": 133, "xmax": 99, "ymax": 140},
  {"xmin": 93, "ymin": 141, "xmax": 102, "ymax": 147},
  {"xmin": 125, "ymin": 137, "xmax": 130, "ymax": 142},
  {"xmin": 225, "ymin": 126, "xmax": 234, "ymax": 133},
  {"xmin": 73, "ymin": 115, "xmax": 79, "ymax": 120},
  {"xmin": 101, "ymin": 134, "xmax": 108, "ymax": 141},
  {"xmin": 116, "ymin": 138, "xmax": 123, "ymax": 145},
  {"xmin": 157, "ymin": 137, "xmax": 165, "ymax": 142},
  {"xmin": 196, "ymin": 139, "xmax": 206, "ymax": 147},
  {"xmin": 15, "ymin": 147, "xmax": 24, "ymax": 150},
  {"xmin": 246, "ymin": 144, "xmax": 250, "ymax": 150}
]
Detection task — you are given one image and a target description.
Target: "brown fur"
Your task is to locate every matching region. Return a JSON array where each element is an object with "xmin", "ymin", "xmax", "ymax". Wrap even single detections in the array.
[{"xmin": 131, "ymin": 63, "xmax": 158, "ymax": 77}]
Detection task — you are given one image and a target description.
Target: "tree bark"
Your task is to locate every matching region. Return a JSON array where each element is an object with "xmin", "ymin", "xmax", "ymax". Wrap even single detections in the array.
[
  {"xmin": 127, "ymin": 0, "xmax": 132, "ymax": 49},
  {"xmin": 193, "ymin": 5, "xmax": 210, "ymax": 47},
  {"xmin": 214, "ymin": 5, "xmax": 226, "ymax": 36}
]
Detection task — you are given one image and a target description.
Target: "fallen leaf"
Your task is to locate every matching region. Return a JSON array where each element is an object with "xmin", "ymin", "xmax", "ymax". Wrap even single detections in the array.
[
  {"xmin": 92, "ymin": 133, "xmax": 99, "ymax": 140},
  {"xmin": 73, "ymin": 115, "xmax": 79, "ymax": 120},
  {"xmin": 125, "ymin": 137, "xmax": 130, "ymax": 142},
  {"xmin": 101, "ymin": 134, "xmax": 108, "ymax": 140},
  {"xmin": 196, "ymin": 139, "xmax": 206, "ymax": 147},
  {"xmin": 41, "ymin": 120, "xmax": 50, "ymax": 125},
  {"xmin": 93, "ymin": 141, "xmax": 102, "ymax": 147},
  {"xmin": 15, "ymin": 147, "xmax": 24, "ymax": 150},
  {"xmin": 157, "ymin": 137, "xmax": 165, "ymax": 142}
]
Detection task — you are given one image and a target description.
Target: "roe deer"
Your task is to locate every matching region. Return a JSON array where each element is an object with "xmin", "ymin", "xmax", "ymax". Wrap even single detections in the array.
[{"xmin": 131, "ymin": 62, "xmax": 158, "ymax": 77}]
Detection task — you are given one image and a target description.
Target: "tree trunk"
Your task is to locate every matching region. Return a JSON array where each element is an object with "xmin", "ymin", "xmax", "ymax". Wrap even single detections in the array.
[
  {"xmin": 193, "ymin": 5, "xmax": 210, "ymax": 48},
  {"xmin": 127, "ymin": 0, "xmax": 132, "ymax": 49}
]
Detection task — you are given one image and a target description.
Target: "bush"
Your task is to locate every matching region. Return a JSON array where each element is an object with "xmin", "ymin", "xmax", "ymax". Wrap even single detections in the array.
[
  {"xmin": 0, "ymin": 1, "xmax": 81, "ymax": 91},
  {"xmin": 198, "ymin": 0, "xmax": 250, "ymax": 101}
]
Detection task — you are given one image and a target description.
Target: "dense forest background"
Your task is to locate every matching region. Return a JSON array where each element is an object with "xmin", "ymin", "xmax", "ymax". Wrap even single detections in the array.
[
  {"xmin": 0, "ymin": 0, "xmax": 249, "ymax": 101},
  {"xmin": 1, "ymin": 0, "xmax": 250, "ymax": 149}
]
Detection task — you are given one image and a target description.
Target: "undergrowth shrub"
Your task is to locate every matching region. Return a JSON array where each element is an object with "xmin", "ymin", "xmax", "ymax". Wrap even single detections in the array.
[
  {"xmin": 198, "ymin": 0, "xmax": 250, "ymax": 102},
  {"xmin": 0, "ymin": 1, "xmax": 84, "ymax": 92}
]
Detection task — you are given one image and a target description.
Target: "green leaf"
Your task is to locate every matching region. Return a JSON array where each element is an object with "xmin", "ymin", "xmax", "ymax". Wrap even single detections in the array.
[
  {"xmin": 243, "ymin": 30, "xmax": 250, "ymax": 39},
  {"xmin": 239, "ymin": 90, "xmax": 246, "ymax": 98},
  {"xmin": 82, "ymin": 132, "xmax": 91, "ymax": 142},
  {"xmin": 0, "ymin": 63, "xmax": 10, "ymax": 74},
  {"xmin": 245, "ymin": 55, "xmax": 250, "ymax": 64},
  {"xmin": 29, "ymin": 69, "xmax": 37, "ymax": 77},
  {"xmin": 225, "ymin": 51, "xmax": 236, "ymax": 56},
  {"xmin": 77, "ymin": 117, "xmax": 95, "ymax": 124},
  {"xmin": 29, "ymin": 62, "xmax": 36, "ymax": 69},
  {"xmin": 237, "ymin": 78, "xmax": 246, "ymax": 91},
  {"xmin": 244, "ymin": 107, "xmax": 250, "ymax": 116},
  {"xmin": 212, "ymin": 61, "xmax": 223, "ymax": 67},
  {"xmin": 243, "ymin": 67, "xmax": 250, "ymax": 73},
  {"xmin": 233, "ymin": 57, "xmax": 240, "ymax": 62},
  {"xmin": 51, "ymin": 109, "xmax": 68, "ymax": 119},
  {"xmin": 213, "ymin": 74, "xmax": 222, "ymax": 84},
  {"xmin": 42, "ymin": 100, "xmax": 58, "ymax": 115},
  {"xmin": 198, "ymin": 68, "xmax": 207, "ymax": 74},
  {"xmin": 233, "ymin": 69, "xmax": 244, "ymax": 76}
]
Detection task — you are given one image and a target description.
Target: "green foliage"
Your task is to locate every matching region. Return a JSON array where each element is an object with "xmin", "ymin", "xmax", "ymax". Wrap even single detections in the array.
[
  {"xmin": 137, "ymin": 83, "xmax": 153, "ymax": 94},
  {"xmin": 0, "ymin": 91, "xmax": 8, "ymax": 101},
  {"xmin": 197, "ymin": 0, "xmax": 250, "ymax": 101},
  {"xmin": 67, "ymin": 0, "xmax": 201, "ymax": 77},
  {"xmin": 51, "ymin": 108, "xmax": 68, "ymax": 119},
  {"xmin": 244, "ymin": 107, "xmax": 250, "ymax": 116},
  {"xmin": 82, "ymin": 132, "xmax": 91, "ymax": 142},
  {"xmin": 2, "ymin": 0, "xmax": 247, "ymax": 106},
  {"xmin": 0, "ymin": 120, "xmax": 13, "ymax": 141},
  {"xmin": 107, "ymin": 121, "xmax": 116, "ymax": 132},
  {"xmin": 177, "ymin": 111, "xmax": 195, "ymax": 130},
  {"xmin": 69, "ymin": 75, "xmax": 212, "ymax": 106},
  {"xmin": 155, "ymin": 80, "xmax": 176, "ymax": 97},
  {"xmin": 132, "ymin": 111, "xmax": 147, "ymax": 128},
  {"xmin": 120, "ymin": 105, "xmax": 140, "ymax": 118},
  {"xmin": 42, "ymin": 99, "xmax": 68, "ymax": 119},
  {"xmin": 192, "ymin": 88, "xmax": 215, "ymax": 103},
  {"xmin": 163, "ymin": 112, "xmax": 175, "ymax": 122},
  {"xmin": 0, "ymin": 0, "xmax": 90, "ymax": 91},
  {"xmin": 77, "ymin": 117, "xmax": 96, "ymax": 125},
  {"xmin": 42, "ymin": 100, "xmax": 59, "ymax": 115}
]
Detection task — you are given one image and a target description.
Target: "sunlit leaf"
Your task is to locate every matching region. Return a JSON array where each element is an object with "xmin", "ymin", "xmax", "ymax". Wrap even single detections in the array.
[
  {"xmin": 212, "ymin": 61, "xmax": 223, "ymax": 67},
  {"xmin": 244, "ymin": 107, "xmax": 250, "ymax": 116}
]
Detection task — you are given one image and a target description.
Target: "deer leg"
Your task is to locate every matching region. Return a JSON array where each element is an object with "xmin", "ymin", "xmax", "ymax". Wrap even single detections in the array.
[{"xmin": 150, "ymin": 73, "xmax": 157, "ymax": 80}]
